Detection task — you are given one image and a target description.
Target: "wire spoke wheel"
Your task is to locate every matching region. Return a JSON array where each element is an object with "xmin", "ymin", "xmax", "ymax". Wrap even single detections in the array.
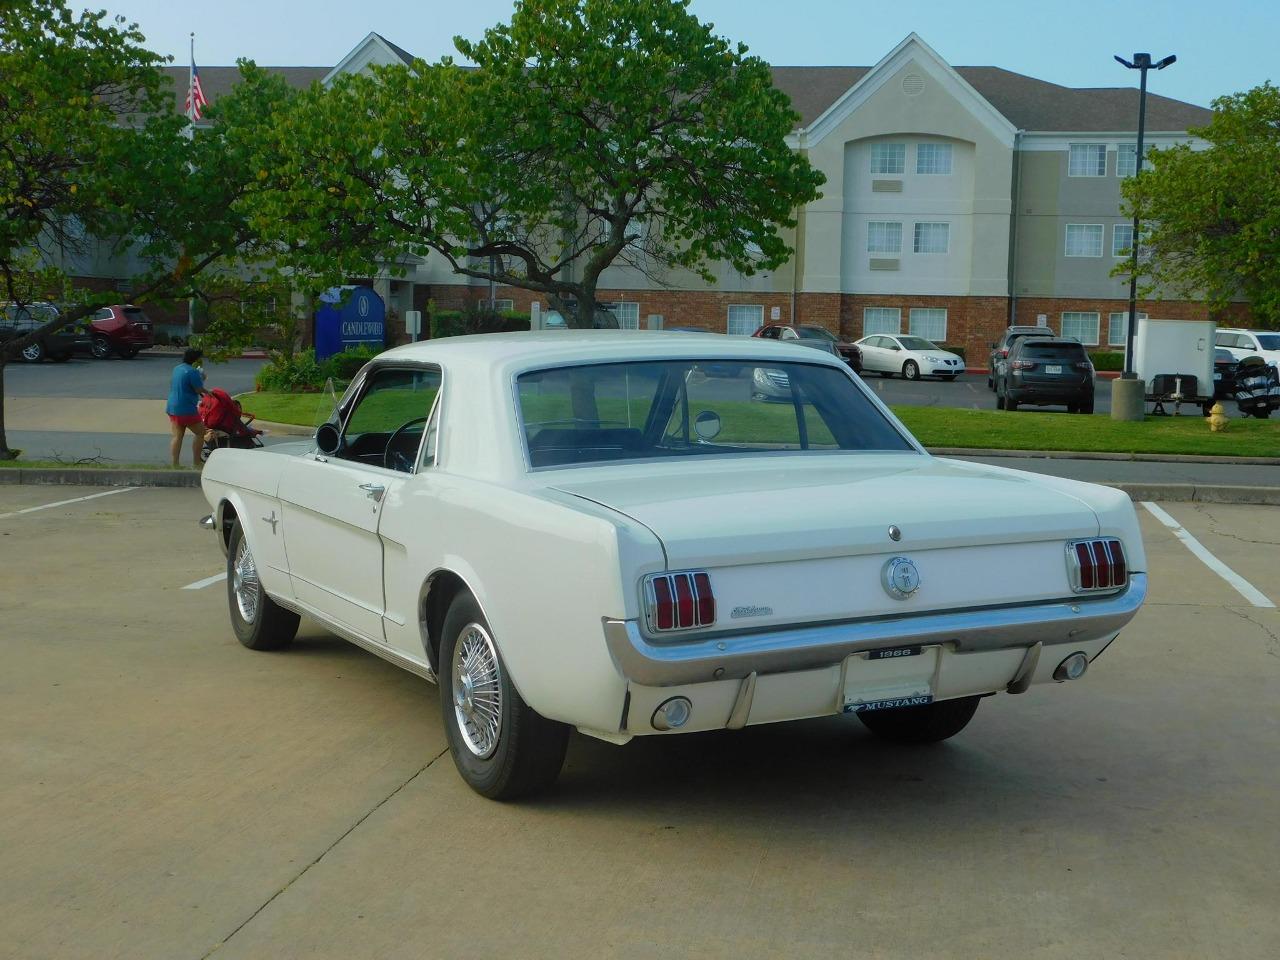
[
  {"xmin": 232, "ymin": 535, "xmax": 260, "ymax": 624},
  {"xmin": 451, "ymin": 622, "xmax": 503, "ymax": 759}
]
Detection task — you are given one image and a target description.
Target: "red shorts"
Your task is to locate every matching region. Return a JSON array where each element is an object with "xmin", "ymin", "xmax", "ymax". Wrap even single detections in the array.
[{"xmin": 169, "ymin": 414, "xmax": 202, "ymax": 428}]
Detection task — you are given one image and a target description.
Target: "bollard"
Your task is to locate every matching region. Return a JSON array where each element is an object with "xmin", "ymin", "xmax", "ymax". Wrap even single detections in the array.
[{"xmin": 1110, "ymin": 374, "xmax": 1146, "ymax": 422}]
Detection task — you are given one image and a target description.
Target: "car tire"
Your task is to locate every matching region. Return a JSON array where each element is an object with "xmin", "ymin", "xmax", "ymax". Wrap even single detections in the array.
[
  {"xmin": 20, "ymin": 341, "xmax": 45, "ymax": 362},
  {"xmin": 1255, "ymin": 408, "xmax": 1272, "ymax": 420},
  {"xmin": 902, "ymin": 360, "xmax": 920, "ymax": 381},
  {"xmin": 122, "ymin": 347, "xmax": 140, "ymax": 359},
  {"xmin": 986, "ymin": 375, "xmax": 994, "ymax": 390},
  {"xmin": 1067, "ymin": 403, "xmax": 1079, "ymax": 414},
  {"xmin": 1006, "ymin": 395, "xmax": 1019, "ymax": 411},
  {"xmin": 856, "ymin": 695, "xmax": 981, "ymax": 744},
  {"xmin": 439, "ymin": 592, "xmax": 569, "ymax": 800},
  {"xmin": 227, "ymin": 519, "xmax": 299, "ymax": 651},
  {"xmin": 90, "ymin": 335, "xmax": 113, "ymax": 359},
  {"xmin": 1081, "ymin": 399, "xmax": 1095, "ymax": 415}
]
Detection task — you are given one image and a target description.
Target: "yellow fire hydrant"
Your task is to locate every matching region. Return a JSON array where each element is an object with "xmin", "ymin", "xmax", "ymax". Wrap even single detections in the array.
[{"xmin": 1206, "ymin": 402, "xmax": 1229, "ymax": 432}]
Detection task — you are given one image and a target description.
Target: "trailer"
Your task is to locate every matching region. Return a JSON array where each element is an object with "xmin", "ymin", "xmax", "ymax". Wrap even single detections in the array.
[{"xmin": 1132, "ymin": 319, "xmax": 1215, "ymax": 416}]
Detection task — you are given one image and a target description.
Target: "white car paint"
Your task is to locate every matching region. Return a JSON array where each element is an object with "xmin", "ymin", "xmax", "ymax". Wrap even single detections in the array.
[
  {"xmin": 1215, "ymin": 328, "xmax": 1280, "ymax": 371},
  {"xmin": 201, "ymin": 331, "xmax": 1145, "ymax": 746},
  {"xmin": 855, "ymin": 334, "xmax": 965, "ymax": 379}
]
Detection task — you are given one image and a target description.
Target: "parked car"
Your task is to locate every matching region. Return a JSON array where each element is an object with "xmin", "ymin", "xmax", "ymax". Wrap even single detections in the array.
[
  {"xmin": 854, "ymin": 334, "xmax": 963, "ymax": 380},
  {"xmin": 988, "ymin": 325, "xmax": 1056, "ymax": 389},
  {"xmin": 1215, "ymin": 328, "xmax": 1280, "ymax": 372},
  {"xmin": 753, "ymin": 323, "xmax": 862, "ymax": 372},
  {"xmin": 200, "ymin": 331, "xmax": 1146, "ymax": 799},
  {"xmin": 751, "ymin": 339, "xmax": 843, "ymax": 400},
  {"xmin": 0, "ymin": 302, "xmax": 91, "ymax": 362},
  {"xmin": 996, "ymin": 337, "xmax": 1095, "ymax": 413},
  {"xmin": 88, "ymin": 304, "xmax": 154, "ymax": 358},
  {"xmin": 1212, "ymin": 348, "xmax": 1241, "ymax": 401}
]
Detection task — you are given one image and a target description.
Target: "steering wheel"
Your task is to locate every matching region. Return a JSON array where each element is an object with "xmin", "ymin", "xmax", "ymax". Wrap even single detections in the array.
[{"xmin": 383, "ymin": 416, "xmax": 430, "ymax": 472}]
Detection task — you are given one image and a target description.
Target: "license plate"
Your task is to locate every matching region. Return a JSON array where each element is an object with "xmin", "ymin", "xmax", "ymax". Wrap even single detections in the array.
[
  {"xmin": 1046, "ymin": 364, "xmax": 1063, "ymax": 374},
  {"xmin": 844, "ymin": 695, "xmax": 934, "ymax": 714}
]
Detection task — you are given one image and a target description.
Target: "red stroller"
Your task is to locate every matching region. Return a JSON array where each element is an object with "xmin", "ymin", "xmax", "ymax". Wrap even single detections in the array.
[{"xmin": 199, "ymin": 388, "xmax": 264, "ymax": 460}]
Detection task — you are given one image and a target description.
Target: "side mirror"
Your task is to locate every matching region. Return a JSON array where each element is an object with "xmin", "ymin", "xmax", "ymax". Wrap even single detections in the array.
[
  {"xmin": 315, "ymin": 422, "xmax": 342, "ymax": 455},
  {"xmin": 693, "ymin": 410, "xmax": 722, "ymax": 441}
]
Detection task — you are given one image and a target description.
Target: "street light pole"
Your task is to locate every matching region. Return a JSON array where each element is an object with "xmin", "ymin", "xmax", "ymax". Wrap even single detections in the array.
[{"xmin": 1110, "ymin": 51, "xmax": 1175, "ymax": 420}]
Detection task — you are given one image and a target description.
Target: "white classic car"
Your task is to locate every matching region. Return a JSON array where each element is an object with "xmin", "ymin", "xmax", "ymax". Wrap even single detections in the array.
[{"xmin": 200, "ymin": 331, "xmax": 1146, "ymax": 799}]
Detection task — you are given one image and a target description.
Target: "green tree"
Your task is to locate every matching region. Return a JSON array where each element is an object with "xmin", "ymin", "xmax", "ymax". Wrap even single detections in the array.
[
  {"xmin": 1119, "ymin": 82, "xmax": 1280, "ymax": 326},
  {"xmin": 247, "ymin": 0, "xmax": 825, "ymax": 326}
]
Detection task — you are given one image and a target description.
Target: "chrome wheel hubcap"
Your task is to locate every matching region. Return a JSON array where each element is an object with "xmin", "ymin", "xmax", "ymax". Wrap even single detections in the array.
[
  {"xmin": 232, "ymin": 536, "xmax": 260, "ymax": 624},
  {"xmin": 451, "ymin": 623, "xmax": 502, "ymax": 759},
  {"xmin": 21, "ymin": 345, "xmax": 40, "ymax": 360}
]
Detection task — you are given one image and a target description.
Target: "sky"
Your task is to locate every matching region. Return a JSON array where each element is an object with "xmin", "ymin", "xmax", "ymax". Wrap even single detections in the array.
[{"xmin": 101, "ymin": 0, "xmax": 1277, "ymax": 108}]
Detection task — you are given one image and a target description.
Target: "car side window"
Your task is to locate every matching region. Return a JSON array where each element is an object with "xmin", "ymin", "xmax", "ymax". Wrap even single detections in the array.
[
  {"xmin": 762, "ymin": 326, "xmax": 780, "ymax": 339},
  {"xmin": 93, "ymin": 308, "xmax": 112, "ymax": 321},
  {"xmin": 338, "ymin": 366, "xmax": 442, "ymax": 473},
  {"xmin": 779, "ymin": 327, "xmax": 797, "ymax": 340}
]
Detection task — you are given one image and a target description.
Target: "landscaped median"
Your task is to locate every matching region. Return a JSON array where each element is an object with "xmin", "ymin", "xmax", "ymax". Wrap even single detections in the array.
[{"xmin": 239, "ymin": 390, "xmax": 1280, "ymax": 460}]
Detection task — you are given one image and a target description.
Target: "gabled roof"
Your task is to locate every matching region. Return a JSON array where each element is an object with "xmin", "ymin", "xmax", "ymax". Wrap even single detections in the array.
[{"xmin": 160, "ymin": 65, "xmax": 327, "ymax": 118}]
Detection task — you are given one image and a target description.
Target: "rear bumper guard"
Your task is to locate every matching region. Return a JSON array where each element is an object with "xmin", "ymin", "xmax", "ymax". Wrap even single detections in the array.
[{"xmin": 603, "ymin": 574, "xmax": 1146, "ymax": 686}]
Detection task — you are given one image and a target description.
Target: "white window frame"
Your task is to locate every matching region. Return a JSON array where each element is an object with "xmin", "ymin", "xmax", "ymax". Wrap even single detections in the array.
[
  {"xmin": 913, "ymin": 222, "xmax": 949, "ymax": 255},
  {"xmin": 863, "ymin": 307, "xmax": 902, "ymax": 336},
  {"xmin": 1061, "ymin": 311, "xmax": 1101, "ymax": 346},
  {"xmin": 1112, "ymin": 223, "xmax": 1134, "ymax": 258},
  {"xmin": 602, "ymin": 300, "xmax": 640, "ymax": 329},
  {"xmin": 908, "ymin": 308, "xmax": 947, "ymax": 342},
  {"xmin": 1116, "ymin": 143, "xmax": 1138, "ymax": 178},
  {"xmin": 870, "ymin": 142, "xmax": 905, "ymax": 175},
  {"xmin": 866, "ymin": 221, "xmax": 902, "ymax": 254},
  {"xmin": 1107, "ymin": 310, "xmax": 1147, "ymax": 347},
  {"xmin": 1068, "ymin": 143, "xmax": 1107, "ymax": 177},
  {"xmin": 915, "ymin": 142, "xmax": 953, "ymax": 175},
  {"xmin": 1065, "ymin": 223, "xmax": 1104, "ymax": 258},
  {"xmin": 726, "ymin": 304, "xmax": 764, "ymax": 336}
]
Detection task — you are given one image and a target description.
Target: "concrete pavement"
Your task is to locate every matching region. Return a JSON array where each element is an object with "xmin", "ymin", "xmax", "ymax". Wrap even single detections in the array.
[{"xmin": 2, "ymin": 486, "xmax": 1278, "ymax": 959}]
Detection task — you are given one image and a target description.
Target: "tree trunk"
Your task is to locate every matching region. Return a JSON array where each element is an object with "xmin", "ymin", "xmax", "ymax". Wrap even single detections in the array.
[{"xmin": 0, "ymin": 354, "xmax": 14, "ymax": 460}]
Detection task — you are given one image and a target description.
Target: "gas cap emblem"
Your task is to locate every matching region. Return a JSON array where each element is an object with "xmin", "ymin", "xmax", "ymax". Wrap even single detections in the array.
[
  {"xmin": 888, "ymin": 524, "xmax": 902, "ymax": 542},
  {"xmin": 882, "ymin": 557, "xmax": 921, "ymax": 600}
]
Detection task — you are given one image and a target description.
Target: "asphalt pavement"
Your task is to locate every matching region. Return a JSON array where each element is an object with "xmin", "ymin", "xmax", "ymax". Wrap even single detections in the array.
[{"xmin": 2, "ymin": 485, "xmax": 1278, "ymax": 959}]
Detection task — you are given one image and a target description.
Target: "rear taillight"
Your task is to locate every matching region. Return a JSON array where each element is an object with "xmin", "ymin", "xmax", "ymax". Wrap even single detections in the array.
[
  {"xmin": 644, "ymin": 571, "xmax": 715, "ymax": 633},
  {"xmin": 1012, "ymin": 360, "xmax": 1036, "ymax": 370},
  {"xmin": 1067, "ymin": 538, "xmax": 1128, "ymax": 592},
  {"xmin": 1075, "ymin": 361, "xmax": 1093, "ymax": 371},
  {"xmin": 1000, "ymin": 348, "xmax": 1009, "ymax": 358}
]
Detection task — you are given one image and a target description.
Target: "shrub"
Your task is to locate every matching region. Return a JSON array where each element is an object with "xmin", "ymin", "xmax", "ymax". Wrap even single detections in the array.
[
  {"xmin": 153, "ymin": 330, "xmax": 171, "ymax": 346},
  {"xmin": 1090, "ymin": 350, "xmax": 1125, "ymax": 371},
  {"xmin": 255, "ymin": 349, "xmax": 328, "ymax": 392},
  {"xmin": 431, "ymin": 303, "xmax": 531, "ymax": 338},
  {"xmin": 324, "ymin": 344, "xmax": 382, "ymax": 380}
]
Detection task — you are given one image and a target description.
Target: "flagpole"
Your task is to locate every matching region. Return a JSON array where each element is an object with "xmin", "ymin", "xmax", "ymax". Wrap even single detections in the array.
[{"xmin": 187, "ymin": 32, "xmax": 196, "ymax": 340}]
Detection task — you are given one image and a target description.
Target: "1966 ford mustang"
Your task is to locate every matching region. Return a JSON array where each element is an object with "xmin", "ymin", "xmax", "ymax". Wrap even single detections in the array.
[{"xmin": 200, "ymin": 331, "xmax": 1146, "ymax": 799}]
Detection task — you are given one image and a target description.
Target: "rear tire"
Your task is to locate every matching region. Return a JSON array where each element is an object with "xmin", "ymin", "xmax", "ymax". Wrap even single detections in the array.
[
  {"xmin": 902, "ymin": 360, "xmax": 920, "ymax": 381},
  {"xmin": 90, "ymin": 335, "xmax": 112, "ymax": 359},
  {"xmin": 1081, "ymin": 399, "xmax": 1095, "ymax": 415},
  {"xmin": 439, "ymin": 592, "xmax": 569, "ymax": 800},
  {"xmin": 857, "ymin": 696, "xmax": 981, "ymax": 744},
  {"xmin": 227, "ymin": 520, "xmax": 299, "ymax": 651},
  {"xmin": 122, "ymin": 347, "xmax": 140, "ymax": 359}
]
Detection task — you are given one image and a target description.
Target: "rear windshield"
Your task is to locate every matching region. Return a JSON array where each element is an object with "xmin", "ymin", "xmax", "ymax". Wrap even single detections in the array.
[
  {"xmin": 1256, "ymin": 334, "xmax": 1280, "ymax": 351},
  {"xmin": 1022, "ymin": 343, "xmax": 1087, "ymax": 360},
  {"xmin": 124, "ymin": 307, "xmax": 149, "ymax": 322},
  {"xmin": 797, "ymin": 326, "xmax": 836, "ymax": 342},
  {"xmin": 516, "ymin": 360, "xmax": 914, "ymax": 468}
]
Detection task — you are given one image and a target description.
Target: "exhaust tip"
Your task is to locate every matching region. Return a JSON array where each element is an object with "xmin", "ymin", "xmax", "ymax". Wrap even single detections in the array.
[
  {"xmin": 1053, "ymin": 652, "xmax": 1089, "ymax": 682},
  {"xmin": 651, "ymin": 696, "xmax": 692, "ymax": 731}
]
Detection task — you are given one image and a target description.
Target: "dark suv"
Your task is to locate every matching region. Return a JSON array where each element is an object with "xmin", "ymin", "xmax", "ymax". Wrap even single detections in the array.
[
  {"xmin": 0, "ymin": 302, "xmax": 91, "ymax": 362},
  {"xmin": 89, "ymin": 304, "xmax": 155, "ymax": 358},
  {"xmin": 988, "ymin": 325, "xmax": 1055, "ymax": 389},
  {"xmin": 996, "ymin": 338, "xmax": 1095, "ymax": 413}
]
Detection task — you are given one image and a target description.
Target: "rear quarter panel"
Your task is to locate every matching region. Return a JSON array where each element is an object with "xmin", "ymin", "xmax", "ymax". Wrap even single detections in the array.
[{"xmin": 201, "ymin": 447, "xmax": 295, "ymax": 599}]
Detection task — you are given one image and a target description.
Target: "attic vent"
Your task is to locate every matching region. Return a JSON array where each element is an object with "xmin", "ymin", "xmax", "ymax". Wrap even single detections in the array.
[{"xmin": 902, "ymin": 73, "xmax": 925, "ymax": 96}]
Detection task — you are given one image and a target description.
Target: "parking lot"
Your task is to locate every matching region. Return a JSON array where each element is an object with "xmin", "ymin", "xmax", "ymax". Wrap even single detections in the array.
[{"xmin": 3, "ymin": 484, "xmax": 1278, "ymax": 960}]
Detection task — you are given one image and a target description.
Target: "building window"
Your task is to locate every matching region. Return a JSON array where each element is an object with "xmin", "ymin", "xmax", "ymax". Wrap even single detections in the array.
[
  {"xmin": 1065, "ymin": 224, "xmax": 1104, "ymax": 257},
  {"xmin": 1112, "ymin": 223, "xmax": 1134, "ymax": 257},
  {"xmin": 1068, "ymin": 143, "xmax": 1107, "ymax": 177},
  {"xmin": 1061, "ymin": 311, "xmax": 1100, "ymax": 345},
  {"xmin": 727, "ymin": 304, "xmax": 764, "ymax": 336},
  {"xmin": 915, "ymin": 142, "xmax": 953, "ymax": 175},
  {"xmin": 482, "ymin": 298, "xmax": 514, "ymax": 312},
  {"xmin": 866, "ymin": 221, "xmax": 902, "ymax": 254},
  {"xmin": 908, "ymin": 308, "xmax": 947, "ymax": 341},
  {"xmin": 913, "ymin": 222, "xmax": 949, "ymax": 254},
  {"xmin": 1107, "ymin": 311, "xmax": 1148, "ymax": 346},
  {"xmin": 870, "ymin": 142, "xmax": 905, "ymax": 175},
  {"xmin": 863, "ymin": 307, "xmax": 902, "ymax": 336},
  {"xmin": 602, "ymin": 301, "xmax": 639, "ymax": 329},
  {"xmin": 1116, "ymin": 144, "xmax": 1137, "ymax": 178}
]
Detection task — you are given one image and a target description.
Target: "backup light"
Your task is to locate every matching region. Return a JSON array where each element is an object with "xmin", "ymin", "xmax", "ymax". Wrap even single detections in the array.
[
  {"xmin": 651, "ymin": 696, "xmax": 692, "ymax": 730},
  {"xmin": 1054, "ymin": 652, "xmax": 1090, "ymax": 682}
]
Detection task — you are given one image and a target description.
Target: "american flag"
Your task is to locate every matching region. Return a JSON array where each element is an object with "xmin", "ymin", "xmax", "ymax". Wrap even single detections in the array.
[{"xmin": 186, "ymin": 60, "xmax": 209, "ymax": 120}]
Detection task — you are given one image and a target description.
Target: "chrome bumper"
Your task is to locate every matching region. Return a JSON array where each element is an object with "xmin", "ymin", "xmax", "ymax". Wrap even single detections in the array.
[{"xmin": 603, "ymin": 574, "xmax": 1146, "ymax": 686}]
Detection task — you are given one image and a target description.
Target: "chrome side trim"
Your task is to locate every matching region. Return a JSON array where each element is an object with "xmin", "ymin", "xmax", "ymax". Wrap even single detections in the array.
[
  {"xmin": 272, "ymin": 594, "xmax": 437, "ymax": 683},
  {"xmin": 602, "ymin": 574, "xmax": 1146, "ymax": 687}
]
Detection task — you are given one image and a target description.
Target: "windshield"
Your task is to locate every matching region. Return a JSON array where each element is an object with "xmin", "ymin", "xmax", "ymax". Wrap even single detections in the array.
[
  {"xmin": 1256, "ymin": 334, "xmax": 1280, "ymax": 351},
  {"xmin": 516, "ymin": 360, "xmax": 913, "ymax": 468},
  {"xmin": 797, "ymin": 326, "xmax": 837, "ymax": 342},
  {"xmin": 897, "ymin": 337, "xmax": 939, "ymax": 351}
]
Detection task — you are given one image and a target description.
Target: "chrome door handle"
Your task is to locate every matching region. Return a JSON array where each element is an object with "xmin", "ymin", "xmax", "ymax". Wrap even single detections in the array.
[{"xmin": 358, "ymin": 482, "xmax": 386, "ymax": 503}]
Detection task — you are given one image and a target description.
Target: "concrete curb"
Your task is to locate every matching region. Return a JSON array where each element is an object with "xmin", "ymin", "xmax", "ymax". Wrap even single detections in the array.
[
  {"xmin": 0, "ymin": 468, "xmax": 200, "ymax": 488},
  {"xmin": 930, "ymin": 447, "xmax": 1280, "ymax": 466},
  {"xmin": 1107, "ymin": 483, "xmax": 1280, "ymax": 505}
]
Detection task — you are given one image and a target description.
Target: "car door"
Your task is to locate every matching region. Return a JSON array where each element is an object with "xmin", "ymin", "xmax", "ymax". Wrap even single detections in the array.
[
  {"xmin": 858, "ymin": 337, "xmax": 882, "ymax": 371},
  {"xmin": 277, "ymin": 364, "xmax": 440, "ymax": 640}
]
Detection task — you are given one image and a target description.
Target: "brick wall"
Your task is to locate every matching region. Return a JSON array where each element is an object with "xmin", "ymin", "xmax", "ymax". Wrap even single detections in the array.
[{"xmin": 839, "ymin": 294, "xmax": 1009, "ymax": 362}]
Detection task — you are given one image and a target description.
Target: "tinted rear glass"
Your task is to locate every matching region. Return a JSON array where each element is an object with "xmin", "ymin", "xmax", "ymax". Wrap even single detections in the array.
[
  {"xmin": 124, "ymin": 308, "xmax": 149, "ymax": 321},
  {"xmin": 1256, "ymin": 334, "xmax": 1280, "ymax": 351},
  {"xmin": 1022, "ymin": 343, "xmax": 1086, "ymax": 360},
  {"xmin": 797, "ymin": 326, "xmax": 836, "ymax": 341}
]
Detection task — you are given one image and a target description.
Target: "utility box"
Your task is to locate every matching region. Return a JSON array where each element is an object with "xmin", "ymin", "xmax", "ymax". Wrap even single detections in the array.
[
  {"xmin": 405, "ymin": 310, "xmax": 422, "ymax": 341},
  {"xmin": 1133, "ymin": 318, "xmax": 1215, "ymax": 413}
]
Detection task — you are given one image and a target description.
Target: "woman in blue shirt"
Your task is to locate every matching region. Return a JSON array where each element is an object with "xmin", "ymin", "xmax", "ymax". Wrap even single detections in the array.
[{"xmin": 167, "ymin": 348, "xmax": 210, "ymax": 467}]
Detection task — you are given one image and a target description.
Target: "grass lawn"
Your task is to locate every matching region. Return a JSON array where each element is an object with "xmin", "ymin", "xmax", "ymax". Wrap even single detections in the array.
[{"xmin": 241, "ymin": 389, "xmax": 1280, "ymax": 459}]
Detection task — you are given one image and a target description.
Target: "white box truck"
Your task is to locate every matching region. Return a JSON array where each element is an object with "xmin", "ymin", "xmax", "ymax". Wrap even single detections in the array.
[{"xmin": 1132, "ymin": 318, "xmax": 1215, "ymax": 415}]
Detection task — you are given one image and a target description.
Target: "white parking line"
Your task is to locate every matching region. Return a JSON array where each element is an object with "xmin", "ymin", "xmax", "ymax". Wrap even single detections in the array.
[
  {"xmin": 1141, "ymin": 502, "xmax": 1275, "ymax": 609},
  {"xmin": 0, "ymin": 486, "xmax": 137, "ymax": 520},
  {"xmin": 182, "ymin": 572, "xmax": 227, "ymax": 591}
]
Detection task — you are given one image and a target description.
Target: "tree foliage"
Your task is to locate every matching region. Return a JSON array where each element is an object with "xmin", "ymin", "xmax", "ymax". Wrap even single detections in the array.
[
  {"xmin": 246, "ymin": 0, "xmax": 825, "ymax": 325},
  {"xmin": 1120, "ymin": 82, "xmax": 1280, "ymax": 326}
]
